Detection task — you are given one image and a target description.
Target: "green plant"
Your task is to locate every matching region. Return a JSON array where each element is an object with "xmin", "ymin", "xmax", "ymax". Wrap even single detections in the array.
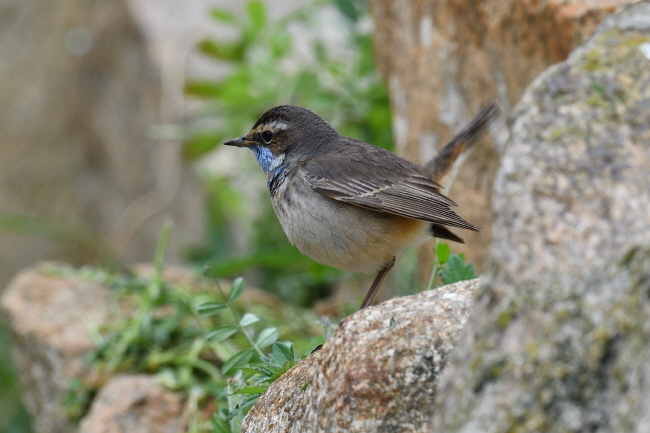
[
  {"xmin": 198, "ymin": 272, "xmax": 297, "ymax": 432},
  {"xmin": 0, "ymin": 324, "xmax": 33, "ymax": 433},
  {"xmin": 185, "ymin": 0, "xmax": 392, "ymax": 158},
  {"xmin": 426, "ymin": 242, "xmax": 478, "ymax": 290}
]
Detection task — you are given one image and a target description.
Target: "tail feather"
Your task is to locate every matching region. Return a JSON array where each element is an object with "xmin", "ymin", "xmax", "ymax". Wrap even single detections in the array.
[
  {"xmin": 429, "ymin": 223, "xmax": 466, "ymax": 243},
  {"xmin": 425, "ymin": 101, "xmax": 501, "ymax": 184}
]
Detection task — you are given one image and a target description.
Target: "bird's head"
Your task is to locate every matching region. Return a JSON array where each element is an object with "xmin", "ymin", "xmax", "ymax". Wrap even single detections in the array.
[{"xmin": 224, "ymin": 105, "xmax": 338, "ymax": 175}]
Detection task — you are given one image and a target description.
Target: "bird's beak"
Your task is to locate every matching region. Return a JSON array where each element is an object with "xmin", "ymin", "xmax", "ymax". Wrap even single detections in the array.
[{"xmin": 223, "ymin": 136, "xmax": 254, "ymax": 147}]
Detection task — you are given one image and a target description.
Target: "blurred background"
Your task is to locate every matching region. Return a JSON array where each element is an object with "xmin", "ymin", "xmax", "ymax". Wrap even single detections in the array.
[{"xmin": 1, "ymin": 0, "xmax": 635, "ymax": 431}]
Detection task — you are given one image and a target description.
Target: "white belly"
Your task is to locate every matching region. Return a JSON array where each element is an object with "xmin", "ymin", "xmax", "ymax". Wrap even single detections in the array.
[{"xmin": 271, "ymin": 176, "xmax": 429, "ymax": 272}]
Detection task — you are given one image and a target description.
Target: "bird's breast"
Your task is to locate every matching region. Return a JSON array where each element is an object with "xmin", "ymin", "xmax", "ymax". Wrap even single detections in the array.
[{"xmin": 271, "ymin": 171, "xmax": 430, "ymax": 272}]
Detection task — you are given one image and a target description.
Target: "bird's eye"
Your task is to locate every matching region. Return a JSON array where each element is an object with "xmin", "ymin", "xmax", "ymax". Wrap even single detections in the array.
[{"xmin": 261, "ymin": 130, "xmax": 274, "ymax": 144}]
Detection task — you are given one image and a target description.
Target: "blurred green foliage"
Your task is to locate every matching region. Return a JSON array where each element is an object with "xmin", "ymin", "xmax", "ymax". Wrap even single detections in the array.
[
  {"xmin": 0, "ymin": 325, "xmax": 32, "ymax": 433},
  {"xmin": 184, "ymin": 0, "xmax": 392, "ymax": 158},
  {"xmin": 185, "ymin": 0, "xmax": 393, "ymax": 305}
]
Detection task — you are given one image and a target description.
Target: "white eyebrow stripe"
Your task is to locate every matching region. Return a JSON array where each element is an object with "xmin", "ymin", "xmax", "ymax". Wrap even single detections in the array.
[{"xmin": 265, "ymin": 121, "xmax": 289, "ymax": 131}]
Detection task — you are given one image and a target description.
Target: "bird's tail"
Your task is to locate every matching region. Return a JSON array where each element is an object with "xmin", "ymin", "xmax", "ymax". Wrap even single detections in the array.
[{"xmin": 424, "ymin": 101, "xmax": 501, "ymax": 184}]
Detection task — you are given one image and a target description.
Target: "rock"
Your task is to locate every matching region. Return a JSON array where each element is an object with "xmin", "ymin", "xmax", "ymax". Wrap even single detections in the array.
[
  {"xmin": 489, "ymin": 2, "xmax": 650, "ymax": 288},
  {"xmin": 430, "ymin": 3, "xmax": 650, "ymax": 431},
  {"xmin": 434, "ymin": 248, "xmax": 650, "ymax": 433},
  {"xmin": 368, "ymin": 0, "xmax": 637, "ymax": 270},
  {"xmin": 0, "ymin": 0, "xmax": 205, "ymax": 287},
  {"xmin": 78, "ymin": 375, "xmax": 185, "ymax": 433},
  {"xmin": 1, "ymin": 263, "xmax": 112, "ymax": 433},
  {"xmin": 241, "ymin": 278, "xmax": 480, "ymax": 432}
]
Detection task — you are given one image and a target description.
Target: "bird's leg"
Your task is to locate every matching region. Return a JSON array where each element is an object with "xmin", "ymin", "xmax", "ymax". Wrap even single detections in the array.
[{"xmin": 359, "ymin": 257, "xmax": 396, "ymax": 310}]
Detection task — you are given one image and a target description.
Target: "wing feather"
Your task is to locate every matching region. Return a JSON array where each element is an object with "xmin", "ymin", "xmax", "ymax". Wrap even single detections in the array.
[{"xmin": 302, "ymin": 153, "xmax": 479, "ymax": 232}]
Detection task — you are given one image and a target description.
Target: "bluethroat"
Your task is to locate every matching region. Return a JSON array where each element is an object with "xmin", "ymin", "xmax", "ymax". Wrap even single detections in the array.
[{"xmin": 224, "ymin": 102, "xmax": 499, "ymax": 309}]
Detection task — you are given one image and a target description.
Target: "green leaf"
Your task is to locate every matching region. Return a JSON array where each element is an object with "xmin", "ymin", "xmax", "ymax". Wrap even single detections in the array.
[
  {"xmin": 216, "ymin": 73, "xmax": 259, "ymax": 108},
  {"xmin": 210, "ymin": 8, "xmax": 237, "ymax": 23},
  {"xmin": 231, "ymin": 386, "xmax": 265, "ymax": 395},
  {"xmin": 224, "ymin": 395, "xmax": 259, "ymax": 422},
  {"xmin": 247, "ymin": 0, "xmax": 267, "ymax": 28},
  {"xmin": 222, "ymin": 348, "xmax": 254, "ymax": 374},
  {"xmin": 332, "ymin": 0, "xmax": 359, "ymax": 21},
  {"xmin": 197, "ymin": 302, "xmax": 227, "ymax": 316},
  {"xmin": 212, "ymin": 414, "xmax": 231, "ymax": 433},
  {"xmin": 228, "ymin": 277, "xmax": 246, "ymax": 303},
  {"xmin": 269, "ymin": 32, "xmax": 292, "ymax": 58},
  {"xmin": 263, "ymin": 361, "xmax": 293, "ymax": 382},
  {"xmin": 206, "ymin": 325, "xmax": 238, "ymax": 342},
  {"xmin": 244, "ymin": 364, "xmax": 274, "ymax": 378},
  {"xmin": 185, "ymin": 79, "xmax": 223, "ymax": 98},
  {"xmin": 198, "ymin": 39, "xmax": 245, "ymax": 62},
  {"xmin": 440, "ymin": 254, "xmax": 476, "ymax": 285},
  {"xmin": 239, "ymin": 366, "xmax": 261, "ymax": 380},
  {"xmin": 270, "ymin": 342, "xmax": 294, "ymax": 365},
  {"xmin": 238, "ymin": 395, "xmax": 260, "ymax": 412},
  {"xmin": 182, "ymin": 132, "xmax": 223, "ymax": 160},
  {"xmin": 239, "ymin": 312, "xmax": 260, "ymax": 327},
  {"xmin": 255, "ymin": 327, "xmax": 278, "ymax": 349},
  {"xmin": 436, "ymin": 242, "xmax": 452, "ymax": 265}
]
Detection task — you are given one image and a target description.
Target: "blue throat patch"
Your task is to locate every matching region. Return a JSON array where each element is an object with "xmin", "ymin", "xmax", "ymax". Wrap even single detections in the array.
[{"xmin": 249, "ymin": 145, "xmax": 286, "ymax": 197}]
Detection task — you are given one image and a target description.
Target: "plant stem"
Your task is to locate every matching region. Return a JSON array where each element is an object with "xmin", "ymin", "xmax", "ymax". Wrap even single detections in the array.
[
  {"xmin": 426, "ymin": 239, "xmax": 440, "ymax": 291},
  {"xmin": 149, "ymin": 218, "xmax": 173, "ymax": 300},
  {"xmin": 214, "ymin": 279, "xmax": 265, "ymax": 359}
]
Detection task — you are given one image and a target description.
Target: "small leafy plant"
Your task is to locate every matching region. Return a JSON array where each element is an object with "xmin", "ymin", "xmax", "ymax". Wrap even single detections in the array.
[
  {"xmin": 198, "ymin": 270, "xmax": 297, "ymax": 432},
  {"xmin": 426, "ymin": 242, "xmax": 478, "ymax": 290}
]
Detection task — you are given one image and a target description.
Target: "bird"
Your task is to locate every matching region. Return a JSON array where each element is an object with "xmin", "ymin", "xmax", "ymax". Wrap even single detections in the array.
[{"xmin": 224, "ymin": 102, "xmax": 499, "ymax": 309}]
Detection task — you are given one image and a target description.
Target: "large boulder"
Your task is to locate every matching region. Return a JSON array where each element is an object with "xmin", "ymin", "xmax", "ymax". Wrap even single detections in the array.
[
  {"xmin": 242, "ymin": 279, "xmax": 480, "ymax": 432},
  {"xmin": 431, "ymin": 3, "xmax": 650, "ymax": 431}
]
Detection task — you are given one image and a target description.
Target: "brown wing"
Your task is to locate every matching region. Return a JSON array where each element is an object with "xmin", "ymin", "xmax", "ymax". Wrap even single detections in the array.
[{"xmin": 302, "ymin": 148, "xmax": 479, "ymax": 232}]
